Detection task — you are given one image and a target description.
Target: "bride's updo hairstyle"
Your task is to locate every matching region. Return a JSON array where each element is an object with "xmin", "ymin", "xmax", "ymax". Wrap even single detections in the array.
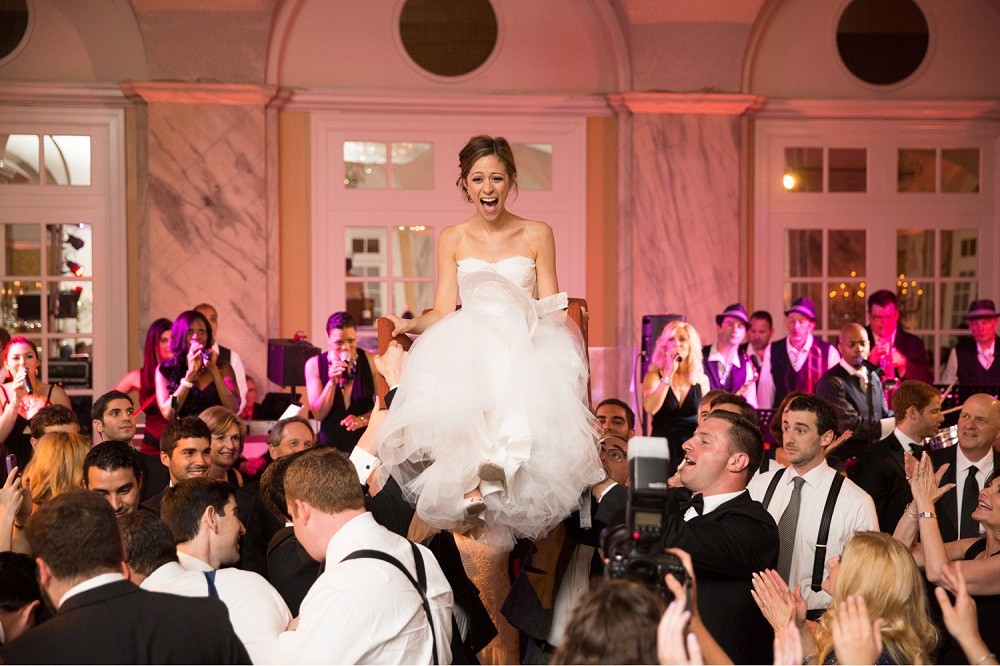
[{"xmin": 456, "ymin": 135, "xmax": 518, "ymax": 202}]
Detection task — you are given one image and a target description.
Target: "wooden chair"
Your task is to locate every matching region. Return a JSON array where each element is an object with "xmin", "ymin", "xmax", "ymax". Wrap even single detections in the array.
[{"xmin": 374, "ymin": 298, "xmax": 590, "ymax": 408}]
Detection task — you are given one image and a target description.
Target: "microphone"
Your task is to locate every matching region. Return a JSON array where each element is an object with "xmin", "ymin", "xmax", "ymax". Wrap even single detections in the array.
[
  {"xmin": 337, "ymin": 350, "xmax": 355, "ymax": 388},
  {"xmin": 23, "ymin": 372, "xmax": 33, "ymax": 395},
  {"xmin": 674, "ymin": 354, "xmax": 682, "ymax": 365}
]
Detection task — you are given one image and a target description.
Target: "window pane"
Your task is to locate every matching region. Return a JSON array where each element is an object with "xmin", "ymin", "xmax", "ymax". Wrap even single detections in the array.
[
  {"xmin": 784, "ymin": 283, "xmax": 825, "ymax": 329},
  {"xmin": 828, "ymin": 230, "xmax": 865, "ymax": 278},
  {"xmin": 898, "ymin": 148, "xmax": 935, "ymax": 192},
  {"xmin": 512, "ymin": 143, "xmax": 553, "ymax": 190},
  {"xmin": 3, "ymin": 224, "xmax": 40, "ymax": 275},
  {"xmin": 345, "ymin": 281, "xmax": 376, "ymax": 326},
  {"xmin": 828, "ymin": 148, "xmax": 866, "ymax": 192},
  {"xmin": 941, "ymin": 148, "xmax": 979, "ymax": 193},
  {"xmin": 344, "ymin": 141, "xmax": 387, "ymax": 189},
  {"xmin": 1, "ymin": 280, "xmax": 41, "ymax": 333},
  {"xmin": 48, "ymin": 281, "xmax": 92, "ymax": 334},
  {"xmin": 785, "ymin": 229, "xmax": 822, "ymax": 278},
  {"xmin": 898, "ymin": 282, "xmax": 933, "ymax": 331},
  {"xmin": 783, "ymin": 147, "xmax": 823, "ymax": 192},
  {"xmin": 390, "ymin": 142, "xmax": 433, "ymax": 189},
  {"xmin": 345, "ymin": 228, "xmax": 386, "ymax": 277},
  {"xmin": 391, "ymin": 226, "xmax": 435, "ymax": 278},
  {"xmin": 43, "ymin": 136, "xmax": 91, "ymax": 186},
  {"xmin": 941, "ymin": 230, "xmax": 977, "ymax": 278},
  {"xmin": 393, "ymin": 282, "xmax": 434, "ymax": 319},
  {"xmin": 897, "ymin": 229, "xmax": 933, "ymax": 278},
  {"xmin": 47, "ymin": 338, "xmax": 93, "ymax": 389},
  {"xmin": 941, "ymin": 282, "xmax": 977, "ymax": 330},
  {"xmin": 1, "ymin": 134, "xmax": 40, "ymax": 184},
  {"xmin": 50, "ymin": 224, "xmax": 92, "ymax": 278},
  {"xmin": 828, "ymin": 281, "xmax": 865, "ymax": 329}
]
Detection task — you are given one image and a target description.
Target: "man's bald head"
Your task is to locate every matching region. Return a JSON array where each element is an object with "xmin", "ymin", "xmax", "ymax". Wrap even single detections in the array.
[{"xmin": 838, "ymin": 323, "xmax": 870, "ymax": 368}]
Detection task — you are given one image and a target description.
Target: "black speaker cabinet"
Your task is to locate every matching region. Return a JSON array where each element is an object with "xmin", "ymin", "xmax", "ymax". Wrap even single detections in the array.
[
  {"xmin": 267, "ymin": 338, "xmax": 321, "ymax": 388},
  {"xmin": 640, "ymin": 313, "xmax": 686, "ymax": 378}
]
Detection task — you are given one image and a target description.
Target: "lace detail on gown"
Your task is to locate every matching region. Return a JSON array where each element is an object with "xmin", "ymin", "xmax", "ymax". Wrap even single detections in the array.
[{"xmin": 376, "ymin": 255, "xmax": 602, "ymax": 549}]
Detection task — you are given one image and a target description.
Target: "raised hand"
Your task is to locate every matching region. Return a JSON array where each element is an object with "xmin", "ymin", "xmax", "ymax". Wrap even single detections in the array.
[
  {"xmin": 751, "ymin": 569, "xmax": 806, "ymax": 632},
  {"xmin": 830, "ymin": 595, "xmax": 883, "ymax": 665}
]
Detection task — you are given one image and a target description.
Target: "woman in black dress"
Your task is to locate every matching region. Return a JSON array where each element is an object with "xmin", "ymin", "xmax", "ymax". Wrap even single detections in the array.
[
  {"xmin": 642, "ymin": 321, "xmax": 710, "ymax": 473},
  {"xmin": 155, "ymin": 310, "xmax": 238, "ymax": 421}
]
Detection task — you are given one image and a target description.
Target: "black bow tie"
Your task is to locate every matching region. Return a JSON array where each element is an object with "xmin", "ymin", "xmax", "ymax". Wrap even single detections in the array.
[
  {"xmin": 679, "ymin": 493, "xmax": 705, "ymax": 516},
  {"xmin": 909, "ymin": 443, "xmax": 927, "ymax": 459}
]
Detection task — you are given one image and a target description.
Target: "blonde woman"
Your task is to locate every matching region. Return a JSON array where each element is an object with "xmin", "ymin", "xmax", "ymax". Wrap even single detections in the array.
[
  {"xmin": 198, "ymin": 406, "xmax": 247, "ymax": 486},
  {"xmin": 754, "ymin": 531, "xmax": 938, "ymax": 664},
  {"xmin": 22, "ymin": 432, "xmax": 89, "ymax": 506},
  {"xmin": 642, "ymin": 321, "xmax": 710, "ymax": 472}
]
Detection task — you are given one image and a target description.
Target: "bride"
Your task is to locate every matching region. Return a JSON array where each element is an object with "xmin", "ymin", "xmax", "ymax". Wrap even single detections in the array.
[{"xmin": 377, "ymin": 135, "xmax": 603, "ymax": 548}]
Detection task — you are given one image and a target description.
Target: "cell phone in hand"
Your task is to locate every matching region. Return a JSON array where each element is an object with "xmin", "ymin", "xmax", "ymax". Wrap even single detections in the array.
[{"xmin": 2, "ymin": 453, "xmax": 15, "ymax": 484}]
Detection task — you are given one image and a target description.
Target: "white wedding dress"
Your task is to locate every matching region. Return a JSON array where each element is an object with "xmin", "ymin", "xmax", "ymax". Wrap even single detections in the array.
[{"xmin": 375, "ymin": 255, "xmax": 604, "ymax": 549}]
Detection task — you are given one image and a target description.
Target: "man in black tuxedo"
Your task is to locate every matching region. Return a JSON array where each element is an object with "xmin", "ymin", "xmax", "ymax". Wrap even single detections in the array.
[
  {"xmin": 816, "ymin": 323, "xmax": 889, "ymax": 465},
  {"xmin": 865, "ymin": 290, "xmax": 932, "ymax": 383},
  {"xmin": 0, "ymin": 490, "xmax": 250, "ymax": 664},
  {"xmin": 654, "ymin": 409, "xmax": 779, "ymax": 664},
  {"xmin": 928, "ymin": 393, "xmax": 999, "ymax": 542},
  {"xmin": 851, "ymin": 380, "xmax": 943, "ymax": 533},
  {"xmin": 142, "ymin": 417, "xmax": 212, "ymax": 513}
]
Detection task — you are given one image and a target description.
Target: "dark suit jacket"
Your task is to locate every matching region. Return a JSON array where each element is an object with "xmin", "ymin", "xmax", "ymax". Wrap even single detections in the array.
[
  {"xmin": 865, "ymin": 326, "xmax": 932, "ymax": 383},
  {"xmin": 267, "ymin": 525, "xmax": 322, "ymax": 617},
  {"xmin": 815, "ymin": 364, "xmax": 887, "ymax": 463},
  {"xmin": 850, "ymin": 433, "xmax": 920, "ymax": 533},
  {"xmin": 141, "ymin": 486, "xmax": 167, "ymax": 513},
  {"xmin": 235, "ymin": 479, "xmax": 283, "ymax": 580},
  {"xmin": 0, "ymin": 579, "xmax": 250, "ymax": 664},
  {"xmin": 654, "ymin": 489, "xmax": 779, "ymax": 665},
  {"xmin": 928, "ymin": 446, "xmax": 996, "ymax": 543}
]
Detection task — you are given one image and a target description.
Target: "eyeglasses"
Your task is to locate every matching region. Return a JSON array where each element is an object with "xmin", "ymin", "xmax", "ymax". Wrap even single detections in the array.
[{"xmin": 600, "ymin": 445, "xmax": 626, "ymax": 463}]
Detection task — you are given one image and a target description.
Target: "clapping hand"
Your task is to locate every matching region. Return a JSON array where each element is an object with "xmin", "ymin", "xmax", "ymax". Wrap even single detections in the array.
[
  {"xmin": 751, "ymin": 569, "xmax": 806, "ymax": 633},
  {"xmin": 830, "ymin": 596, "xmax": 883, "ymax": 665},
  {"xmin": 907, "ymin": 452, "xmax": 954, "ymax": 506}
]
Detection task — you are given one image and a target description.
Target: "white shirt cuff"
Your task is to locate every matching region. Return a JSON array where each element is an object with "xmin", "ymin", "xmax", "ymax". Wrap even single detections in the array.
[{"xmin": 349, "ymin": 447, "xmax": 381, "ymax": 484}]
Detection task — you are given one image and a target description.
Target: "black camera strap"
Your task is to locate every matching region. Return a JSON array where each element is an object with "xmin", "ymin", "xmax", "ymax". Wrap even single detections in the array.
[
  {"xmin": 341, "ymin": 542, "xmax": 439, "ymax": 665},
  {"xmin": 761, "ymin": 468, "xmax": 846, "ymax": 592}
]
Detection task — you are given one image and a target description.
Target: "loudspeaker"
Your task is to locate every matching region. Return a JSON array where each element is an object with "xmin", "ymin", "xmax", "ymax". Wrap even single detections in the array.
[
  {"xmin": 640, "ymin": 314, "xmax": 686, "ymax": 378},
  {"xmin": 267, "ymin": 338, "xmax": 321, "ymax": 388}
]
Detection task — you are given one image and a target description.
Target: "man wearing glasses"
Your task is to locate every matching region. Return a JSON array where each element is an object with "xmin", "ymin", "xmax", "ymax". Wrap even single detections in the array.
[{"xmin": 865, "ymin": 289, "xmax": 932, "ymax": 383}]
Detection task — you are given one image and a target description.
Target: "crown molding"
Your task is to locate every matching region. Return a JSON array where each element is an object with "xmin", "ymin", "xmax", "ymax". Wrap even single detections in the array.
[
  {"xmin": 120, "ymin": 81, "xmax": 281, "ymax": 107},
  {"xmin": 280, "ymin": 89, "xmax": 614, "ymax": 116},
  {"xmin": 754, "ymin": 98, "xmax": 1000, "ymax": 121},
  {"xmin": 0, "ymin": 82, "xmax": 127, "ymax": 107},
  {"xmin": 606, "ymin": 92, "xmax": 765, "ymax": 115}
]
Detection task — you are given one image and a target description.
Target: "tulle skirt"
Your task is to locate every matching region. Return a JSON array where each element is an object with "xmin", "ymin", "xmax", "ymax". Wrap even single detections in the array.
[{"xmin": 376, "ymin": 270, "xmax": 604, "ymax": 549}]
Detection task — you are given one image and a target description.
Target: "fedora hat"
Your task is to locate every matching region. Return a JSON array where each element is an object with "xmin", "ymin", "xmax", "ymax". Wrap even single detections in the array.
[
  {"xmin": 715, "ymin": 303, "xmax": 750, "ymax": 327},
  {"xmin": 965, "ymin": 299, "xmax": 999, "ymax": 320},
  {"xmin": 784, "ymin": 297, "xmax": 817, "ymax": 322}
]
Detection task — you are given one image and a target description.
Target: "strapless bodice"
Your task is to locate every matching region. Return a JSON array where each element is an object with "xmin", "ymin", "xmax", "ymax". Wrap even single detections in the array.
[{"xmin": 457, "ymin": 255, "xmax": 536, "ymax": 295}]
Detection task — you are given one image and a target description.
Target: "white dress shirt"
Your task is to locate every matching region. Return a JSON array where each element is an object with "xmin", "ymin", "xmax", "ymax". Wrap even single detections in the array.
[
  {"xmin": 278, "ymin": 512, "xmax": 453, "ymax": 665},
  {"xmin": 59, "ymin": 572, "xmax": 125, "ymax": 608},
  {"xmin": 756, "ymin": 335, "xmax": 841, "ymax": 408},
  {"xmin": 142, "ymin": 553, "xmax": 292, "ymax": 664},
  {"xmin": 748, "ymin": 461, "xmax": 878, "ymax": 610},
  {"xmin": 683, "ymin": 490, "xmax": 744, "ymax": 522}
]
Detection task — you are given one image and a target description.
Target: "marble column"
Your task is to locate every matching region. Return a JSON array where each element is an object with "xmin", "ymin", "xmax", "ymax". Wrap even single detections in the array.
[
  {"xmin": 122, "ymin": 82, "xmax": 281, "ymax": 399},
  {"xmin": 609, "ymin": 92, "xmax": 763, "ymax": 350}
]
